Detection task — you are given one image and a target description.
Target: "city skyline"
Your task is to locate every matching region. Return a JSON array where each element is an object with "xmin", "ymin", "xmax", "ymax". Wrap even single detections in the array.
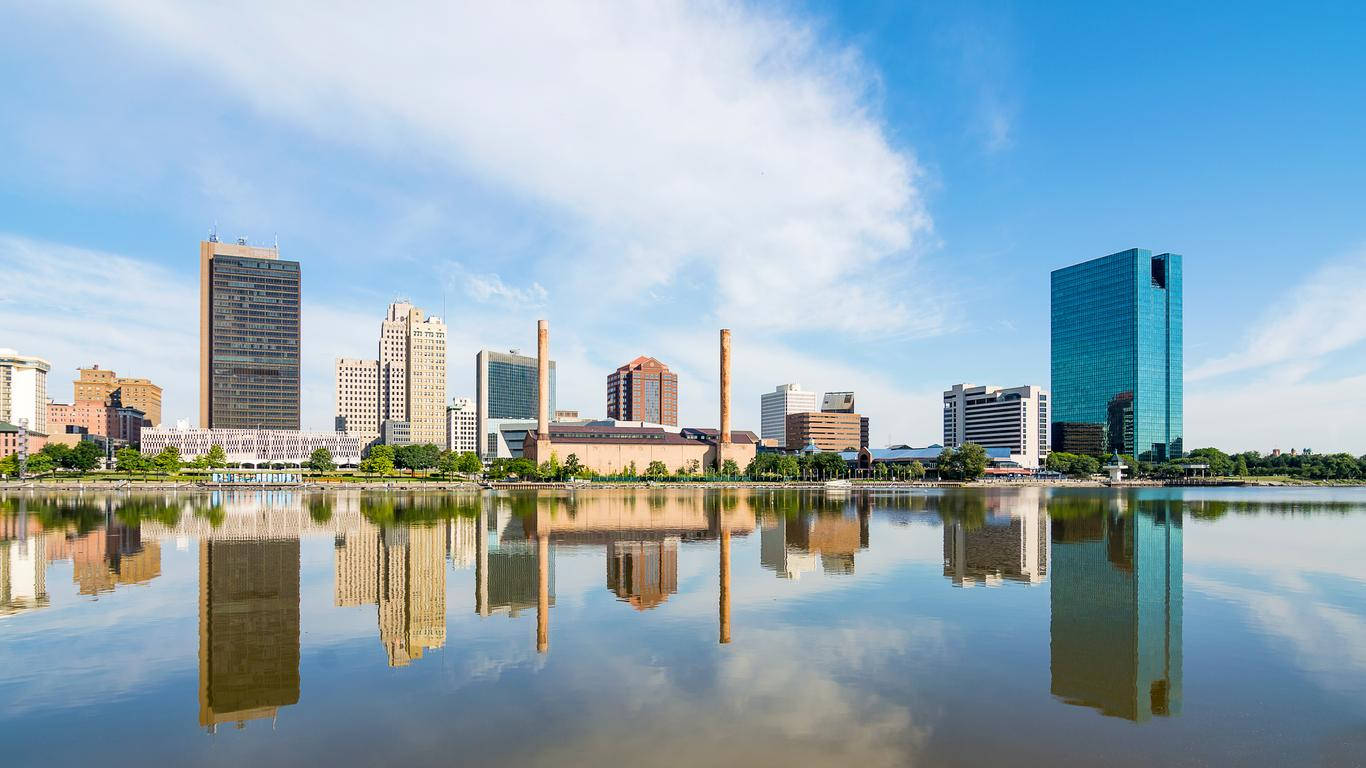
[{"xmin": 3, "ymin": 4, "xmax": 1365, "ymax": 451}]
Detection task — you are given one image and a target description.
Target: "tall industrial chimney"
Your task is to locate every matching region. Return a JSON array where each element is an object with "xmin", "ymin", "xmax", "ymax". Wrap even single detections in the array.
[
  {"xmin": 719, "ymin": 328, "xmax": 731, "ymax": 444},
  {"xmin": 537, "ymin": 319, "xmax": 550, "ymax": 439}
]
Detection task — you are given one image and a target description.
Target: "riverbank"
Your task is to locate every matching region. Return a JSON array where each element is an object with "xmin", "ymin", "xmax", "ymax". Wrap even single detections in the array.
[{"xmin": 2, "ymin": 476, "xmax": 1359, "ymax": 492}]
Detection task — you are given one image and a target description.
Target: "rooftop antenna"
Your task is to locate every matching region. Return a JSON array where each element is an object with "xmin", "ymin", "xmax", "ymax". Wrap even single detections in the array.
[
  {"xmin": 209, "ymin": 222, "xmax": 219, "ymax": 243},
  {"xmin": 273, "ymin": 232, "xmax": 279, "ymax": 251}
]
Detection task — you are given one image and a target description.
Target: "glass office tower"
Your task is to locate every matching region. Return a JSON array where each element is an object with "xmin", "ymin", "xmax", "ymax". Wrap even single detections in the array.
[
  {"xmin": 475, "ymin": 350, "xmax": 556, "ymax": 458},
  {"xmin": 1051, "ymin": 248, "xmax": 1182, "ymax": 460}
]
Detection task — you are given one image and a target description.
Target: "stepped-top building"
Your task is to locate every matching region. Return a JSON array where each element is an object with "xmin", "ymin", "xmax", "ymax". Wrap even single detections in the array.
[
  {"xmin": 1051, "ymin": 248, "xmax": 1182, "ymax": 460},
  {"xmin": 607, "ymin": 356, "xmax": 678, "ymax": 426},
  {"xmin": 335, "ymin": 301, "xmax": 448, "ymax": 446}
]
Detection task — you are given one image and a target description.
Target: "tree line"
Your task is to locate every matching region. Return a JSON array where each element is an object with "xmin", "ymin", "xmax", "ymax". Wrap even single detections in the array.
[{"xmin": 1046, "ymin": 446, "xmax": 1366, "ymax": 480}]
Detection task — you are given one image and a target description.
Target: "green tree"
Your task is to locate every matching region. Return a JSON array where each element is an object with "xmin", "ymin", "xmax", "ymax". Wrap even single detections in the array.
[
  {"xmin": 776, "ymin": 455, "xmax": 800, "ymax": 479},
  {"xmin": 506, "ymin": 457, "xmax": 538, "ymax": 479},
  {"xmin": 204, "ymin": 444, "xmax": 227, "ymax": 469},
  {"xmin": 68, "ymin": 440, "xmax": 103, "ymax": 473},
  {"xmin": 812, "ymin": 452, "xmax": 846, "ymax": 478},
  {"xmin": 906, "ymin": 460, "xmax": 925, "ymax": 480},
  {"xmin": 116, "ymin": 447, "xmax": 145, "ymax": 473},
  {"xmin": 40, "ymin": 442, "xmax": 72, "ymax": 468},
  {"xmin": 1187, "ymin": 447, "xmax": 1233, "ymax": 476},
  {"xmin": 1046, "ymin": 451, "xmax": 1099, "ymax": 478},
  {"xmin": 626, "ymin": 461, "xmax": 638, "ymax": 478},
  {"xmin": 152, "ymin": 446, "xmax": 182, "ymax": 475},
  {"xmin": 564, "ymin": 453, "xmax": 582, "ymax": 476},
  {"xmin": 956, "ymin": 443, "xmax": 989, "ymax": 480},
  {"xmin": 0, "ymin": 454, "xmax": 18, "ymax": 478},
  {"xmin": 456, "ymin": 451, "xmax": 483, "ymax": 474},
  {"xmin": 720, "ymin": 458, "xmax": 740, "ymax": 477},
  {"xmin": 360, "ymin": 444, "xmax": 396, "ymax": 476},
  {"xmin": 645, "ymin": 460, "xmax": 669, "ymax": 477},
  {"xmin": 437, "ymin": 450, "xmax": 459, "ymax": 477},
  {"xmin": 394, "ymin": 444, "xmax": 418, "ymax": 475},
  {"xmin": 25, "ymin": 452, "xmax": 54, "ymax": 475},
  {"xmin": 307, "ymin": 447, "xmax": 336, "ymax": 473}
]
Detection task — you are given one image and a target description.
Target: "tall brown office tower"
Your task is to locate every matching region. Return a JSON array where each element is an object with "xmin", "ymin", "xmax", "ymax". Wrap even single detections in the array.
[
  {"xmin": 199, "ymin": 238, "xmax": 301, "ymax": 429},
  {"xmin": 606, "ymin": 356, "xmax": 678, "ymax": 426}
]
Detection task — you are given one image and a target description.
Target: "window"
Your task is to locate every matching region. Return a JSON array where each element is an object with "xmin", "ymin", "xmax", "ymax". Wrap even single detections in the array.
[{"xmin": 1151, "ymin": 256, "xmax": 1167, "ymax": 288}]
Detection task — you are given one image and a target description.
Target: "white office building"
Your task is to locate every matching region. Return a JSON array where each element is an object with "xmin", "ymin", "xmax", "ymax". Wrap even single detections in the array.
[
  {"xmin": 335, "ymin": 357, "xmax": 380, "ymax": 444},
  {"xmin": 943, "ymin": 383, "xmax": 1049, "ymax": 468},
  {"xmin": 446, "ymin": 397, "xmax": 478, "ymax": 454},
  {"xmin": 141, "ymin": 423, "xmax": 364, "ymax": 466},
  {"xmin": 760, "ymin": 383, "xmax": 820, "ymax": 447},
  {"xmin": 0, "ymin": 349, "xmax": 51, "ymax": 435},
  {"xmin": 335, "ymin": 301, "xmax": 448, "ymax": 447}
]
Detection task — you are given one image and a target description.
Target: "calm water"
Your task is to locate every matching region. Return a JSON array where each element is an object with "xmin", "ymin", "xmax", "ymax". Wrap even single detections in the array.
[{"xmin": 2, "ymin": 487, "xmax": 1365, "ymax": 767}]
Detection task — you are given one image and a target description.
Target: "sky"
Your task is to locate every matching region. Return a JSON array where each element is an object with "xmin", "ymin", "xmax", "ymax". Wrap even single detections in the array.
[{"xmin": 2, "ymin": 0, "xmax": 1364, "ymax": 453}]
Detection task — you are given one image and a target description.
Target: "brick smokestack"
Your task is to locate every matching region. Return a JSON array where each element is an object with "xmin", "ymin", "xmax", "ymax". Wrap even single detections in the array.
[
  {"xmin": 537, "ymin": 319, "xmax": 549, "ymax": 439},
  {"xmin": 719, "ymin": 328, "xmax": 731, "ymax": 444}
]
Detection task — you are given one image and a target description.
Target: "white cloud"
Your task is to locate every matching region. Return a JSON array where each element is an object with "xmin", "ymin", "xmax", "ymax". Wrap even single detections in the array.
[
  {"xmin": 453, "ymin": 268, "xmax": 548, "ymax": 308},
  {"xmin": 1189, "ymin": 247, "xmax": 1366, "ymax": 381},
  {"xmin": 1187, "ymin": 371, "xmax": 1366, "ymax": 453},
  {"xmin": 0, "ymin": 235, "xmax": 197, "ymax": 423},
  {"xmin": 81, "ymin": 0, "xmax": 939, "ymax": 335},
  {"xmin": 0, "ymin": 233, "xmax": 404, "ymax": 431}
]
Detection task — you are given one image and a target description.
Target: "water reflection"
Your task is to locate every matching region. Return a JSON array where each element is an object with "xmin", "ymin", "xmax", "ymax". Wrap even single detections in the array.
[
  {"xmin": 1049, "ymin": 495, "xmax": 1183, "ymax": 721},
  {"xmin": 1, "ymin": 498, "xmax": 161, "ymax": 617},
  {"xmin": 942, "ymin": 487, "xmax": 1048, "ymax": 586},
  {"xmin": 18, "ymin": 485, "xmax": 1364, "ymax": 762},
  {"xmin": 199, "ymin": 538, "xmax": 300, "ymax": 731},
  {"xmin": 760, "ymin": 504, "xmax": 869, "ymax": 579},
  {"xmin": 334, "ymin": 524, "xmax": 447, "ymax": 666}
]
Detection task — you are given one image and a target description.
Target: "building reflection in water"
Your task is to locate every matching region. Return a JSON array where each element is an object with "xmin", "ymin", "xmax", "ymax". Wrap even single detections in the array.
[
  {"xmin": 1, "ymin": 508, "xmax": 47, "ymax": 617},
  {"xmin": 606, "ymin": 538, "xmax": 679, "ymax": 611},
  {"xmin": 943, "ymin": 487, "xmax": 1049, "ymax": 587},
  {"xmin": 760, "ymin": 499, "xmax": 868, "ymax": 579},
  {"xmin": 475, "ymin": 500, "xmax": 554, "ymax": 619},
  {"xmin": 1049, "ymin": 495, "xmax": 1183, "ymax": 721},
  {"xmin": 198, "ymin": 538, "xmax": 301, "ymax": 732},
  {"xmin": 1, "ymin": 498, "xmax": 162, "ymax": 617},
  {"xmin": 490, "ymin": 491, "xmax": 755, "ymax": 653},
  {"xmin": 335, "ymin": 523, "xmax": 448, "ymax": 667}
]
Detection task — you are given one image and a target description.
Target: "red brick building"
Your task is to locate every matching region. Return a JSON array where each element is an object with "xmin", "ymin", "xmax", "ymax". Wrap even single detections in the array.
[
  {"xmin": 46, "ymin": 396, "xmax": 144, "ymax": 445},
  {"xmin": 606, "ymin": 356, "xmax": 679, "ymax": 426}
]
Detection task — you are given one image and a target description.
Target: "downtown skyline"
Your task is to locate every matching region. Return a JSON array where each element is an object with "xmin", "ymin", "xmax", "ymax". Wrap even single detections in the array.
[{"xmin": 3, "ymin": 2, "xmax": 1365, "ymax": 452}]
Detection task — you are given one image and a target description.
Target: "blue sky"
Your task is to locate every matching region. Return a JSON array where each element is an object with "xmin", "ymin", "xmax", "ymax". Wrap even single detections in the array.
[{"xmin": 2, "ymin": 1, "xmax": 1364, "ymax": 451}]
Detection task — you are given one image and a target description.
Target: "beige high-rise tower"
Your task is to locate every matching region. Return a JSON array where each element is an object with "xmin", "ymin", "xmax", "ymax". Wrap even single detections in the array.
[{"xmin": 335, "ymin": 301, "xmax": 447, "ymax": 446}]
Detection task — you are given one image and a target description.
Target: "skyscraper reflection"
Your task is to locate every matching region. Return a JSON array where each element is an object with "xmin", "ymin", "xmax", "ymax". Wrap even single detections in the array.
[
  {"xmin": 198, "ymin": 539, "xmax": 300, "ymax": 731},
  {"xmin": 0, "ymin": 513, "xmax": 47, "ymax": 618},
  {"xmin": 760, "ymin": 505, "xmax": 867, "ymax": 579},
  {"xmin": 606, "ymin": 538, "xmax": 680, "ymax": 610},
  {"xmin": 1049, "ymin": 496, "xmax": 1182, "ymax": 720},
  {"xmin": 943, "ymin": 488, "xmax": 1049, "ymax": 586},
  {"xmin": 334, "ymin": 523, "xmax": 448, "ymax": 667},
  {"xmin": 476, "ymin": 501, "xmax": 553, "ymax": 618}
]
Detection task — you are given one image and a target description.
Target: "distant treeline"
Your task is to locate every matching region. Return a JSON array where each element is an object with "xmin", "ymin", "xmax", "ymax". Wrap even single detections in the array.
[{"xmin": 1048, "ymin": 446, "xmax": 1365, "ymax": 480}]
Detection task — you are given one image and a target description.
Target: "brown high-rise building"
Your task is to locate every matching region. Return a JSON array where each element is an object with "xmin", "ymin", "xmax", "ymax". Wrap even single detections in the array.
[
  {"xmin": 199, "ymin": 238, "xmax": 301, "ymax": 430},
  {"xmin": 785, "ymin": 411, "xmax": 863, "ymax": 452},
  {"xmin": 74, "ymin": 366, "xmax": 162, "ymax": 427},
  {"xmin": 606, "ymin": 356, "xmax": 678, "ymax": 426}
]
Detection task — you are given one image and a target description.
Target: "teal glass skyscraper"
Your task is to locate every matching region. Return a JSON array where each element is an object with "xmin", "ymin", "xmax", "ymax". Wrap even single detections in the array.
[{"xmin": 1051, "ymin": 248, "xmax": 1182, "ymax": 460}]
